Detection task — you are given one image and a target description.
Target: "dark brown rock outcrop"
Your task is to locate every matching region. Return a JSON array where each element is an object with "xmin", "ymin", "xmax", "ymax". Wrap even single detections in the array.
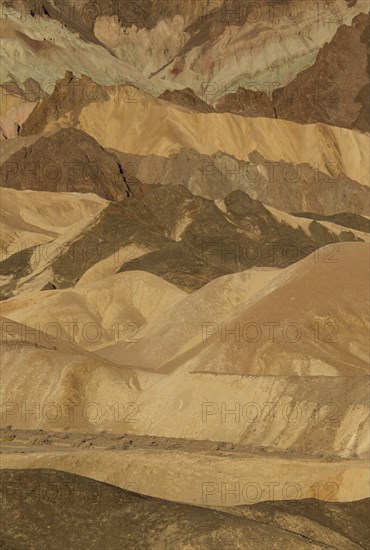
[
  {"xmin": 0, "ymin": 128, "xmax": 129, "ymax": 200},
  {"xmin": 213, "ymin": 13, "xmax": 370, "ymax": 133},
  {"xmin": 112, "ymin": 148, "xmax": 370, "ymax": 216},
  {"xmin": 159, "ymin": 88, "xmax": 215, "ymax": 113},
  {"xmin": 117, "ymin": 185, "xmax": 363, "ymax": 291},
  {"xmin": 272, "ymin": 12, "xmax": 370, "ymax": 132},
  {"xmin": 214, "ymin": 88, "xmax": 276, "ymax": 118},
  {"xmin": 20, "ymin": 72, "xmax": 109, "ymax": 136},
  {"xmin": 0, "ymin": 185, "xmax": 364, "ymax": 297}
]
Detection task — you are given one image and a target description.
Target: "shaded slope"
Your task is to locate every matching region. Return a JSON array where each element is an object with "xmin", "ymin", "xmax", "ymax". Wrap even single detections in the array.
[
  {"xmin": 102, "ymin": 242, "xmax": 370, "ymax": 377},
  {"xmin": 12, "ymin": 72, "xmax": 369, "ymax": 186},
  {"xmin": 273, "ymin": 12, "xmax": 370, "ymax": 132},
  {"xmin": 292, "ymin": 212, "xmax": 370, "ymax": 234},
  {"xmin": 74, "ymin": 89, "xmax": 370, "ymax": 187},
  {"xmin": 98, "ymin": 267, "xmax": 282, "ymax": 369},
  {"xmin": 0, "ymin": 187, "xmax": 108, "ymax": 260},
  {"xmin": 113, "ymin": 148, "xmax": 370, "ymax": 216},
  {"xmin": 96, "ymin": 244, "xmax": 370, "ymax": 452},
  {"xmin": 0, "ymin": 186, "xmax": 365, "ymax": 297},
  {"xmin": 213, "ymin": 13, "xmax": 370, "ymax": 133},
  {"xmin": 4, "ymin": 469, "xmax": 369, "ymax": 549},
  {"xmin": 1, "ymin": 127, "xmax": 131, "ymax": 200},
  {"xmin": 118, "ymin": 187, "xmax": 364, "ymax": 291}
]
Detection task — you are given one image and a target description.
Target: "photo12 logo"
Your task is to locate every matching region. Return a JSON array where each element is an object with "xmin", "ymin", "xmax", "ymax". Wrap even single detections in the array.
[
  {"xmin": 202, "ymin": 1, "xmax": 343, "ymax": 25},
  {"xmin": 202, "ymin": 480, "xmax": 339, "ymax": 504},
  {"xmin": 201, "ymin": 401, "xmax": 340, "ymax": 425},
  {"xmin": 201, "ymin": 320, "xmax": 339, "ymax": 344},
  {"xmin": 1, "ymin": 401, "xmax": 141, "ymax": 426}
]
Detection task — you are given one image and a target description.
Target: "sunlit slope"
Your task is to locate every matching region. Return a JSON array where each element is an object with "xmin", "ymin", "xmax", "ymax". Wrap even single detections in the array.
[{"xmin": 76, "ymin": 91, "xmax": 369, "ymax": 187}]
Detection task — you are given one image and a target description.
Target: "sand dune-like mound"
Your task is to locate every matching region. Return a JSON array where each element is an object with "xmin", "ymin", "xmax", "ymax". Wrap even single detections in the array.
[
  {"xmin": 100, "ymin": 239, "xmax": 370, "ymax": 370},
  {"xmin": 2, "ymin": 245, "xmax": 368, "ymax": 458},
  {"xmin": 117, "ymin": 188, "xmax": 365, "ymax": 291},
  {"xmin": 1, "ymin": 271, "xmax": 185, "ymax": 351},
  {"xmin": 100, "ymin": 244, "xmax": 370, "ymax": 453},
  {"xmin": 0, "ymin": 316, "xmax": 141, "ymax": 431},
  {"xmin": 2, "ymin": 246, "xmax": 368, "ymax": 457},
  {"xmin": 0, "ymin": 187, "xmax": 108, "ymax": 260},
  {"xmin": 168, "ymin": 242, "xmax": 370, "ymax": 377},
  {"xmin": 0, "ymin": 194, "xmax": 172, "ymax": 297},
  {"xmin": 0, "ymin": 0, "xmax": 368, "ymax": 543},
  {"xmin": 75, "ymin": 243, "xmax": 153, "ymax": 286},
  {"xmin": 99, "ymin": 267, "xmax": 283, "ymax": 369},
  {"xmin": 2, "ymin": 185, "xmax": 362, "ymax": 298}
]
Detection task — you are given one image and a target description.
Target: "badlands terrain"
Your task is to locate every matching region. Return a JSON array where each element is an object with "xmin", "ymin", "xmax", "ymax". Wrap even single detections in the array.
[{"xmin": 0, "ymin": 0, "xmax": 369, "ymax": 548}]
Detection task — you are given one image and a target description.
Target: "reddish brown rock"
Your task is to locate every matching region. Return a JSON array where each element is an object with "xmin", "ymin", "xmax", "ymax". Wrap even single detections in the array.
[
  {"xmin": 21, "ymin": 72, "xmax": 109, "ymax": 136},
  {"xmin": 272, "ymin": 13, "xmax": 369, "ymax": 132},
  {"xmin": 1, "ymin": 128, "xmax": 129, "ymax": 200},
  {"xmin": 159, "ymin": 88, "xmax": 214, "ymax": 113},
  {"xmin": 214, "ymin": 88, "xmax": 276, "ymax": 118}
]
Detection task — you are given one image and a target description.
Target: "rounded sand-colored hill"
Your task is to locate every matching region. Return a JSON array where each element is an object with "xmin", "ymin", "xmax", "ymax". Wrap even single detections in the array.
[
  {"xmin": 0, "ymin": 187, "xmax": 108, "ymax": 259},
  {"xmin": 0, "ymin": 271, "xmax": 185, "ymax": 351},
  {"xmin": 100, "ymin": 243, "xmax": 370, "ymax": 377},
  {"xmin": 187, "ymin": 241, "xmax": 370, "ymax": 377}
]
